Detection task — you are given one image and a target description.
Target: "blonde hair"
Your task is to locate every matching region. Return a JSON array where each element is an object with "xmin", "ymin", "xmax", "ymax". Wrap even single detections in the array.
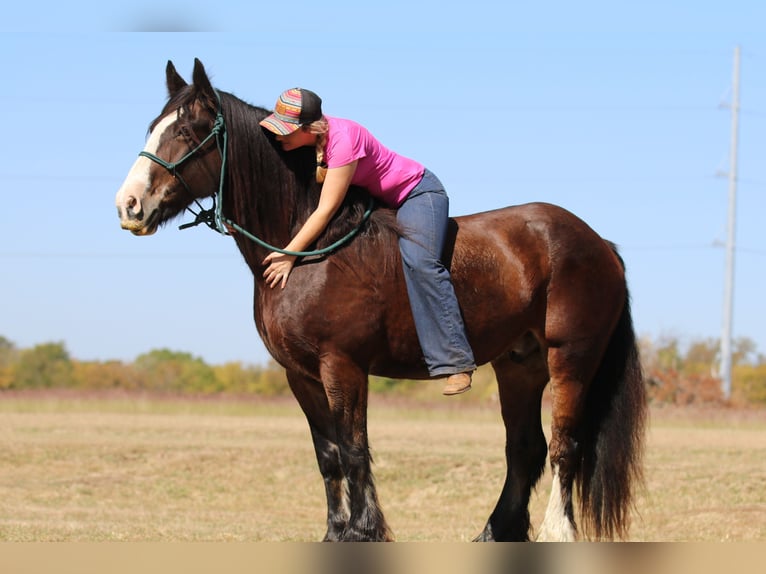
[{"xmin": 304, "ymin": 117, "xmax": 329, "ymax": 183}]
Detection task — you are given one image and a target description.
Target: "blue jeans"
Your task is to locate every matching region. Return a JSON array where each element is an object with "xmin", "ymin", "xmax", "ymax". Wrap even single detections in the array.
[{"xmin": 397, "ymin": 169, "xmax": 476, "ymax": 377}]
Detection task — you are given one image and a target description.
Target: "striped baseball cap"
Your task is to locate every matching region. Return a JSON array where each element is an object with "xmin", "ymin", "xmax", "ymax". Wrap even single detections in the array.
[{"xmin": 259, "ymin": 88, "xmax": 323, "ymax": 135}]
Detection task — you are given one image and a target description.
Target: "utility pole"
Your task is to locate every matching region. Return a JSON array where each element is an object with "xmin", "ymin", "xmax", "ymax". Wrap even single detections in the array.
[{"xmin": 720, "ymin": 45, "xmax": 741, "ymax": 400}]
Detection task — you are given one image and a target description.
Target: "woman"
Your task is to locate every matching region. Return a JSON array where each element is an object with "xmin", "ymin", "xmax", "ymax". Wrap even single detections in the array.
[{"xmin": 259, "ymin": 88, "xmax": 475, "ymax": 396}]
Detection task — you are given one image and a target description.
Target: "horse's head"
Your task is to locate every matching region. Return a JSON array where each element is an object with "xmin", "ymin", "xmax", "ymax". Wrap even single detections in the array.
[{"xmin": 116, "ymin": 59, "xmax": 222, "ymax": 236}]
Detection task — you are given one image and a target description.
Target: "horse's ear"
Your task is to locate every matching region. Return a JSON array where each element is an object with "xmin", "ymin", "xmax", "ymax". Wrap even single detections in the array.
[
  {"xmin": 166, "ymin": 60, "xmax": 187, "ymax": 96},
  {"xmin": 191, "ymin": 58, "xmax": 216, "ymax": 105}
]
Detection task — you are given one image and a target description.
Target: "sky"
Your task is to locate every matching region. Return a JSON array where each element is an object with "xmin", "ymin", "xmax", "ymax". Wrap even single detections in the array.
[{"xmin": 1, "ymin": 2, "xmax": 764, "ymax": 368}]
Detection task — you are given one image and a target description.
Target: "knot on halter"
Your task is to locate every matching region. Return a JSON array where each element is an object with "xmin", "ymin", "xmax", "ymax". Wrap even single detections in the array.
[
  {"xmin": 179, "ymin": 198, "xmax": 224, "ymax": 233},
  {"xmin": 211, "ymin": 113, "xmax": 225, "ymax": 134}
]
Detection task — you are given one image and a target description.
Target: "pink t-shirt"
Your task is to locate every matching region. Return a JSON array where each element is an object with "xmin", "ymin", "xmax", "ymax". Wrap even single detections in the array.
[{"xmin": 323, "ymin": 116, "xmax": 424, "ymax": 208}]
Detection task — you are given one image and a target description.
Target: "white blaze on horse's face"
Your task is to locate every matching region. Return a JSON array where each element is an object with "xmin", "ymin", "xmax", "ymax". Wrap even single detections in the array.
[{"xmin": 115, "ymin": 112, "xmax": 178, "ymax": 235}]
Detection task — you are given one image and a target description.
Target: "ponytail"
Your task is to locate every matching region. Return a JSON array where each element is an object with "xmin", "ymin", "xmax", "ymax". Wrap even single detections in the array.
[{"xmin": 304, "ymin": 118, "xmax": 329, "ymax": 183}]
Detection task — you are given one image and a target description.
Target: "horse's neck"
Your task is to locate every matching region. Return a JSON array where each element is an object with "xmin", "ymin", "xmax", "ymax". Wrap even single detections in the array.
[
  {"xmin": 222, "ymin": 123, "xmax": 308, "ymax": 242},
  {"xmin": 224, "ymin": 161, "xmax": 313, "ymax": 276},
  {"xmin": 225, "ymin": 189, "xmax": 301, "ymax": 276}
]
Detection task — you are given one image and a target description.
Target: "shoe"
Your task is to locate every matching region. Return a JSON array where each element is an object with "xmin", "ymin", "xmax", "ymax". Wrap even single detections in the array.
[{"xmin": 443, "ymin": 372, "xmax": 472, "ymax": 396}]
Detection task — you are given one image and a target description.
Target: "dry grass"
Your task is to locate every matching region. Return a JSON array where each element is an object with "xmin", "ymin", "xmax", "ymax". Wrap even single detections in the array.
[{"xmin": 0, "ymin": 393, "xmax": 764, "ymax": 542}]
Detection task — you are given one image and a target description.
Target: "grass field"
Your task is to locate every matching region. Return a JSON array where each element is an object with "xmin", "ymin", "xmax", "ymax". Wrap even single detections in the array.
[{"xmin": 0, "ymin": 392, "xmax": 764, "ymax": 542}]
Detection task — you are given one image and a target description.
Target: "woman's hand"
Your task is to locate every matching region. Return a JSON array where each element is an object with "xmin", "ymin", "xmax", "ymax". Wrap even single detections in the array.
[
  {"xmin": 262, "ymin": 252, "xmax": 297, "ymax": 289},
  {"xmin": 261, "ymin": 161, "xmax": 358, "ymax": 290}
]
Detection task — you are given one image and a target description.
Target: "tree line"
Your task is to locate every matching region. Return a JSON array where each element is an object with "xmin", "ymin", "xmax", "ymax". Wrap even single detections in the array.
[
  {"xmin": 639, "ymin": 335, "xmax": 766, "ymax": 405},
  {"xmin": 0, "ymin": 338, "xmax": 289, "ymax": 397},
  {"xmin": 1, "ymin": 335, "xmax": 764, "ymax": 405}
]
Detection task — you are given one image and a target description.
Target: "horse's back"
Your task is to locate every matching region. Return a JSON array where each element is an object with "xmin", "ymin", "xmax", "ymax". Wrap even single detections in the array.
[
  {"xmin": 448, "ymin": 202, "xmax": 627, "ymax": 361},
  {"xmin": 454, "ymin": 202, "xmax": 611, "ymax": 253},
  {"xmin": 453, "ymin": 201, "xmax": 623, "ymax": 285}
]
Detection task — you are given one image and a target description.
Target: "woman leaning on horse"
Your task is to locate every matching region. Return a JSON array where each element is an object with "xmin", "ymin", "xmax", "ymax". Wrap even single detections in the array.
[{"xmin": 257, "ymin": 88, "xmax": 475, "ymax": 396}]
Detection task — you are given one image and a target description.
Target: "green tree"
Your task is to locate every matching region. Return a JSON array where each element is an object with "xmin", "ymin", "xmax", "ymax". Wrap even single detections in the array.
[
  {"xmin": 13, "ymin": 342, "xmax": 74, "ymax": 389},
  {"xmin": 134, "ymin": 349, "xmax": 218, "ymax": 394},
  {"xmin": 213, "ymin": 361, "xmax": 254, "ymax": 393},
  {"xmin": 684, "ymin": 338, "xmax": 718, "ymax": 376},
  {"xmin": 72, "ymin": 360, "xmax": 143, "ymax": 391},
  {"xmin": 0, "ymin": 336, "xmax": 19, "ymax": 389},
  {"xmin": 734, "ymin": 363, "xmax": 766, "ymax": 404},
  {"xmin": 732, "ymin": 337, "xmax": 758, "ymax": 366},
  {"xmin": 656, "ymin": 336, "xmax": 682, "ymax": 371},
  {"xmin": 248, "ymin": 360, "xmax": 290, "ymax": 396}
]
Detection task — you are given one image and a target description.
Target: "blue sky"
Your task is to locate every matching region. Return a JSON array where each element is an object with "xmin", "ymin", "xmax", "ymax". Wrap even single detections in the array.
[{"xmin": 1, "ymin": 2, "xmax": 764, "ymax": 367}]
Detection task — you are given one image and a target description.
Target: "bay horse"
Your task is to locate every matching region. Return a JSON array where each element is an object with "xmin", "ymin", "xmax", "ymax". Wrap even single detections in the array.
[{"xmin": 115, "ymin": 59, "xmax": 646, "ymax": 542}]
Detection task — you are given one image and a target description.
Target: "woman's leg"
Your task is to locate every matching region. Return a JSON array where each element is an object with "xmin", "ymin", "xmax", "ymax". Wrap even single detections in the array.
[{"xmin": 397, "ymin": 171, "xmax": 476, "ymax": 383}]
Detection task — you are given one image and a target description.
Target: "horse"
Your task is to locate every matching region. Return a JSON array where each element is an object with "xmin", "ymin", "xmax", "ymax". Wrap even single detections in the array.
[{"xmin": 115, "ymin": 59, "xmax": 647, "ymax": 542}]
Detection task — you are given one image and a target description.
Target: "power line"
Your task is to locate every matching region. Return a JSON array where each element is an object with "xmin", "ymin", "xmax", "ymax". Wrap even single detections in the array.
[
  {"xmin": 620, "ymin": 244, "xmax": 765, "ymax": 255},
  {"xmin": 0, "ymin": 174, "xmax": 120, "ymax": 182},
  {"xmin": 0, "ymin": 252, "xmax": 234, "ymax": 260}
]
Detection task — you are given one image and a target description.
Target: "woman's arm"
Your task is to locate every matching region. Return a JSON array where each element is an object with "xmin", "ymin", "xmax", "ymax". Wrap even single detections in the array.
[{"xmin": 262, "ymin": 160, "xmax": 358, "ymax": 289}]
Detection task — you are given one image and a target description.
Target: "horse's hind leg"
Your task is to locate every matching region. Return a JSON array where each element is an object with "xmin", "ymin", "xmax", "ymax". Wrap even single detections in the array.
[
  {"xmin": 536, "ymin": 345, "xmax": 599, "ymax": 542},
  {"xmin": 475, "ymin": 350, "xmax": 549, "ymax": 542},
  {"xmin": 286, "ymin": 370, "xmax": 349, "ymax": 541}
]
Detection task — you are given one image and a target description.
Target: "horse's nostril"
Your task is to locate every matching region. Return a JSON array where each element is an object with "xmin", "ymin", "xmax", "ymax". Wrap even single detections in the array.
[{"xmin": 123, "ymin": 195, "xmax": 143, "ymax": 220}]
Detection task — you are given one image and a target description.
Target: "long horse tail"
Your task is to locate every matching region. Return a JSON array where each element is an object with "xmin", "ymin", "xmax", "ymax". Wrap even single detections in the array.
[{"xmin": 576, "ymin": 263, "xmax": 648, "ymax": 540}]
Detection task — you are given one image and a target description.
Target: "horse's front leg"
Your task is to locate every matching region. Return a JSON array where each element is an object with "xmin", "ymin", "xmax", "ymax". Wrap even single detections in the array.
[
  {"xmin": 286, "ymin": 370, "xmax": 349, "ymax": 541},
  {"xmin": 321, "ymin": 355, "xmax": 393, "ymax": 542}
]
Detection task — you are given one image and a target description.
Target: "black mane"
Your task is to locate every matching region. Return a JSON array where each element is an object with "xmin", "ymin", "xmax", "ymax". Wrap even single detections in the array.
[{"xmin": 217, "ymin": 91, "xmax": 401, "ymax": 267}]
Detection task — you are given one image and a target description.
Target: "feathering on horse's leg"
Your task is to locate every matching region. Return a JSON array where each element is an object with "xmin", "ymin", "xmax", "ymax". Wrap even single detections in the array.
[
  {"xmin": 308, "ymin": 426, "xmax": 350, "ymax": 541},
  {"xmin": 321, "ymin": 356, "xmax": 393, "ymax": 542},
  {"xmin": 286, "ymin": 370, "xmax": 349, "ymax": 541},
  {"xmin": 536, "ymin": 346, "xmax": 594, "ymax": 542}
]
